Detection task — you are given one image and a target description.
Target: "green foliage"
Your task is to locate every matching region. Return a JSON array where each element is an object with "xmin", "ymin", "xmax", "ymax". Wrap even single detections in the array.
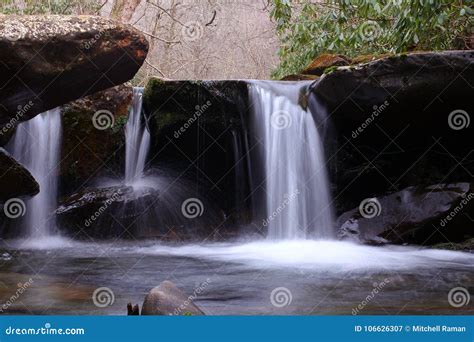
[
  {"xmin": 0, "ymin": 0, "xmax": 100, "ymax": 15},
  {"xmin": 270, "ymin": 0, "xmax": 474, "ymax": 78}
]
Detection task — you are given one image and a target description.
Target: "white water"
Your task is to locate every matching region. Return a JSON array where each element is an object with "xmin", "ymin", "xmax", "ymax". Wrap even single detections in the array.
[
  {"xmin": 249, "ymin": 81, "xmax": 334, "ymax": 239},
  {"xmin": 8, "ymin": 108, "xmax": 62, "ymax": 237},
  {"xmin": 125, "ymin": 87, "xmax": 150, "ymax": 184}
]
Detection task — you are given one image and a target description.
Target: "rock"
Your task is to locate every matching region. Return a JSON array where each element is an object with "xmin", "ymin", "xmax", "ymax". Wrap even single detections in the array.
[
  {"xmin": 59, "ymin": 85, "xmax": 132, "ymax": 195},
  {"xmin": 141, "ymin": 281, "xmax": 205, "ymax": 316},
  {"xmin": 127, "ymin": 303, "xmax": 140, "ymax": 315},
  {"xmin": 143, "ymin": 78, "xmax": 252, "ymax": 227},
  {"xmin": 280, "ymin": 74, "xmax": 319, "ymax": 81},
  {"xmin": 337, "ymin": 183, "xmax": 474, "ymax": 245},
  {"xmin": 0, "ymin": 148, "xmax": 39, "ymax": 201},
  {"xmin": 0, "ymin": 15, "xmax": 148, "ymax": 128},
  {"xmin": 301, "ymin": 53, "xmax": 350, "ymax": 76},
  {"xmin": 310, "ymin": 51, "xmax": 474, "ymax": 212},
  {"xmin": 55, "ymin": 185, "xmax": 157, "ymax": 238}
]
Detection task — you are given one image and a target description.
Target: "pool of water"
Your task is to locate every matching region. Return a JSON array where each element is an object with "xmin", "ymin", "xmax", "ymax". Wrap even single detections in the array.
[{"xmin": 0, "ymin": 237, "xmax": 472, "ymax": 315}]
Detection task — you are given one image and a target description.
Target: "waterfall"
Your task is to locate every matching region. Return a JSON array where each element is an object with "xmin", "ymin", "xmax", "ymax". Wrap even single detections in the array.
[
  {"xmin": 8, "ymin": 109, "xmax": 62, "ymax": 237},
  {"xmin": 125, "ymin": 87, "xmax": 150, "ymax": 184},
  {"xmin": 248, "ymin": 81, "xmax": 334, "ymax": 239}
]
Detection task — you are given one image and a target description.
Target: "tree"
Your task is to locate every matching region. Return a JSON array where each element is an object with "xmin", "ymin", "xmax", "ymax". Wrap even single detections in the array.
[{"xmin": 269, "ymin": 0, "xmax": 474, "ymax": 79}]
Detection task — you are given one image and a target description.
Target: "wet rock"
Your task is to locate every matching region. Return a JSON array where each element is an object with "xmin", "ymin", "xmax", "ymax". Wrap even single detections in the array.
[
  {"xmin": 0, "ymin": 15, "xmax": 148, "ymax": 128},
  {"xmin": 310, "ymin": 51, "xmax": 474, "ymax": 212},
  {"xmin": 55, "ymin": 185, "xmax": 158, "ymax": 238},
  {"xmin": 0, "ymin": 148, "xmax": 39, "ymax": 201},
  {"xmin": 337, "ymin": 183, "xmax": 474, "ymax": 245},
  {"xmin": 141, "ymin": 281, "xmax": 205, "ymax": 316},
  {"xmin": 59, "ymin": 85, "xmax": 133, "ymax": 195}
]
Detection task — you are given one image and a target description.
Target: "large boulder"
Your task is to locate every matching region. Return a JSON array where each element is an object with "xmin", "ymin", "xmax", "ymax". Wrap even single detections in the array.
[
  {"xmin": 0, "ymin": 15, "xmax": 148, "ymax": 129},
  {"xmin": 0, "ymin": 148, "xmax": 38, "ymax": 201},
  {"xmin": 59, "ymin": 84, "xmax": 132, "ymax": 195},
  {"xmin": 141, "ymin": 281, "xmax": 205, "ymax": 316},
  {"xmin": 309, "ymin": 50, "xmax": 474, "ymax": 213},
  {"xmin": 337, "ymin": 183, "xmax": 474, "ymax": 245}
]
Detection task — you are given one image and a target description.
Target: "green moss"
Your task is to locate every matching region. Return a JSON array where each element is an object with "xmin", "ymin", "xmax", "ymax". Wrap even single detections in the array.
[
  {"xmin": 431, "ymin": 238, "xmax": 474, "ymax": 251},
  {"xmin": 323, "ymin": 65, "xmax": 339, "ymax": 74}
]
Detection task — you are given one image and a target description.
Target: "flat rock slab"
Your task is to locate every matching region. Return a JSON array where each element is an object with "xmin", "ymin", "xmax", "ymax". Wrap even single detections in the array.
[{"xmin": 0, "ymin": 15, "xmax": 148, "ymax": 127}]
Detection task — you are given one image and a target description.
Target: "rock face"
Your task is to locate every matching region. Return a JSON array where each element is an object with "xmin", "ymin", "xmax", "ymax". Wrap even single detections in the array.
[
  {"xmin": 143, "ymin": 79, "xmax": 252, "ymax": 226},
  {"xmin": 141, "ymin": 281, "xmax": 205, "ymax": 316},
  {"xmin": 302, "ymin": 54, "xmax": 350, "ymax": 76},
  {"xmin": 59, "ymin": 84, "xmax": 132, "ymax": 195},
  {"xmin": 337, "ymin": 183, "xmax": 474, "ymax": 245},
  {"xmin": 0, "ymin": 15, "xmax": 148, "ymax": 128},
  {"xmin": 0, "ymin": 148, "xmax": 39, "ymax": 201},
  {"xmin": 309, "ymin": 50, "xmax": 474, "ymax": 213}
]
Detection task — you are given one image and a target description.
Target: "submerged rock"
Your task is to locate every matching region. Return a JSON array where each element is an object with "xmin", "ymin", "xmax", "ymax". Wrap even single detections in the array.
[
  {"xmin": 0, "ymin": 148, "xmax": 39, "ymax": 201},
  {"xmin": 337, "ymin": 183, "xmax": 474, "ymax": 245},
  {"xmin": 141, "ymin": 281, "xmax": 205, "ymax": 316},
  {"xmin": 0, "ymin": 15, "xmax": 148, "ymax": 128}
]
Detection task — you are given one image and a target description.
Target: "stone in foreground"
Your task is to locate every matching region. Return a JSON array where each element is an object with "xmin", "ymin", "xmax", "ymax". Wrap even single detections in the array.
[
  {"xmin": 141, "ymin": 281, "xmax": 205, "ymax": 316},
  {"xmin": 0, "ymin": 148, "xmax": 39, "ymax": 201}
]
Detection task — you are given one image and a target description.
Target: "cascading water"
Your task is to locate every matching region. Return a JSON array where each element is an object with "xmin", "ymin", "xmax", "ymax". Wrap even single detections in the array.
[
  {"xmin": 8, "ymin": 108, "xmax": 62, "ymax": 237},
  {"xmin": 125, "ymin": 87, "xmax": 150, "ymax": 184},
  {"xmin": 248, "ymin": 81, "xmax": 334, "ymax": 239}
]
